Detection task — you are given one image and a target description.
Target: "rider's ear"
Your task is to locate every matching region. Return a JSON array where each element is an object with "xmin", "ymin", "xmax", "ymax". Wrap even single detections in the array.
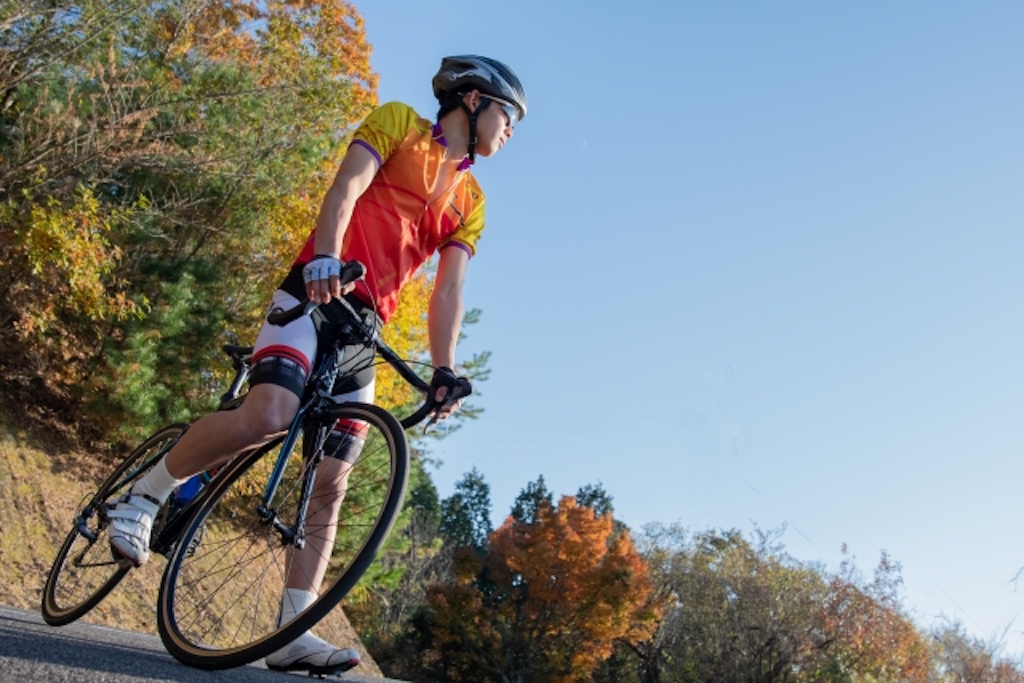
[{"xmin": 462, "ymin": 89, "xmax": 482, "ymax": 113}]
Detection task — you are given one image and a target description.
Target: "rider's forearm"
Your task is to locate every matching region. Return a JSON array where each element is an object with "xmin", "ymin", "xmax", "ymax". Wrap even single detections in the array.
[
  {"xmin": 429, "ymin": 286, "xmax": 462, "ymax": 369},
  {"xmin": 429, "ymin": 247, "xmax": 469, "ymax": 368}
]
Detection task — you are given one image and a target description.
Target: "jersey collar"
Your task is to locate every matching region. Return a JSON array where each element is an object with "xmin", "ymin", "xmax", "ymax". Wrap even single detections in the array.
[{"xmin": 432, "ymin": 122, "xmax": 473, "ymax": 171}]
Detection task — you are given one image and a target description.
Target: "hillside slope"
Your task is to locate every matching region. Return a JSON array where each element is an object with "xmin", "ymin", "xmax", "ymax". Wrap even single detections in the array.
[{"xmin": 0, "ymin": 417, "xmax": 383, "ymax": 677}]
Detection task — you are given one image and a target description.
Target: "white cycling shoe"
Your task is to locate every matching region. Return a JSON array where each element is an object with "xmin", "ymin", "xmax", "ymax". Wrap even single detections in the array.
[
  {"xmin": 265, "ymin": 631, "xmax": 360, "ymax": 675},
  {"xmin": 107, "ymin": 492, "xmax": 161, "ymax": 567}
]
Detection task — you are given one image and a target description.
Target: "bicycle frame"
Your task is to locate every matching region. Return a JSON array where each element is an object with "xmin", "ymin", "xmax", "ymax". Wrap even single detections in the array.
[
  {"xmin": 148, "ymin": 294, "xmax": 436, "ymax": 558},
  {"xmin": 45, "ymin": 262, "xmax": 469, "ymax": 651}
]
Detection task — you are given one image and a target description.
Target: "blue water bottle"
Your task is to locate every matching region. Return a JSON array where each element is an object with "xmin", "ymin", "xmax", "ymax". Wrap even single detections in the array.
[{"xmin": 170, "ymin": 473, "xmax": 205, "ymax": 513}]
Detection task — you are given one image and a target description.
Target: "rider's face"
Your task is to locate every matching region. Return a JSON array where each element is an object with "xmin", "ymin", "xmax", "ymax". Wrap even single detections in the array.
[{"xmin": 472, "ymin": 95, "xmax": 514, "ymax": 158}]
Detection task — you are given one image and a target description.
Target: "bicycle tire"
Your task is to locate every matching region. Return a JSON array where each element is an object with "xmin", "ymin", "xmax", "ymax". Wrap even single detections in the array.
[
  {"xmin": 41, "ymin": 424, "xmax": 188, "ymax": 626},
  {"xmin": 156, "ymin": 402, "xmax": 408, "ymax": 669}
]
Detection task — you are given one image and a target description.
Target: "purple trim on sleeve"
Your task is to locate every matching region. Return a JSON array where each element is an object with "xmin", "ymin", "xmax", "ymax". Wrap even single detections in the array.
[
  {"xmin": 349, "ymin": 139, "xmax": 382, "ymax": 168},
  {"xmin": 441, "ymin": 241, "xmax": 474, "ymax": 258}
]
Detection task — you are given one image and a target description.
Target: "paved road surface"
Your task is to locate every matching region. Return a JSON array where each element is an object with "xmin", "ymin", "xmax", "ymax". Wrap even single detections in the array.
[{"xmin": 0, "ymin": 605, "xmax": 408, "ymax": 683}]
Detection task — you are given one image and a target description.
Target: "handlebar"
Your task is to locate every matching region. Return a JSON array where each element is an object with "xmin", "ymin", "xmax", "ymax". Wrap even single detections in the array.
[
  {"xmin": 266, "ymin": 261, "xmax": 366, "ymax": 327},
  {"xmin": 266, "ymin": 261, "xmax": 470, "ymax": 429}
]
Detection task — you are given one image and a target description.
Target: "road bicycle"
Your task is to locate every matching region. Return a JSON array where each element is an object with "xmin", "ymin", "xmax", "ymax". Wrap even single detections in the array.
[{"xmin": 40, "ymin": 261, "xmax": 469, "ymax": 670}]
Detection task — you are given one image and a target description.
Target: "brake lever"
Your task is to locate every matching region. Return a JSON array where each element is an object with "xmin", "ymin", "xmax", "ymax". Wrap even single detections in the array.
[{"xmin": 423, "ymin": 412, "xmax": 443, "ymax": 432}]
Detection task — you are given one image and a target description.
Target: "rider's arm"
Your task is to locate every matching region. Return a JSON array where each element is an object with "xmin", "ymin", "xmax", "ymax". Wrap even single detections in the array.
[
  {"xmin": 429, "ymin": 245, "xmax": 470, "ymax": 417},
  {"xmin": 429, "ymin": 245, "xmax": 469, "ymax": 371},
  {"xmin": 307, "ymin": 144, "xmax": 379, "ymax": 303}
]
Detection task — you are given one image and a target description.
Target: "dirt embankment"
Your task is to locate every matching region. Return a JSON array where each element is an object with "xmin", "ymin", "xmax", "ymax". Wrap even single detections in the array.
[{"xmin": 0, "ymin": 418, "xmax": 382, "ymax": 676}]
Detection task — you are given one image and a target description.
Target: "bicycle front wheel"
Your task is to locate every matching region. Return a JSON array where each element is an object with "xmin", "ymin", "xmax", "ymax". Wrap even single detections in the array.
[
  {"xmin": 157, "ymin": 402, "xmax": 408, "ymax": 669},
  {"xmin": 42, "ymin": 424, "xmax": 187, "ymax": 626}
]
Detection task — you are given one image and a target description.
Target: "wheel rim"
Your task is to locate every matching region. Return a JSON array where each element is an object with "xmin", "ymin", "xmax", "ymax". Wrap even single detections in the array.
[
  {"xmin": 42, "ymin": 513, "xmax": 133, "ymax": 623},
  {"xmin": 42, "ymin": 425, "xmax": 185, "ymax": 624}
]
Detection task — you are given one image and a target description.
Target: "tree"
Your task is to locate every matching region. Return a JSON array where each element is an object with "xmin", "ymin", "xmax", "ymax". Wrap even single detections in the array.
[
  {"xmin": 346, "ymin": 465, "xmax": 494, "ymax": 676},
  {"xmin": 345, "ymin": 454, "xmax": 453, "ymax": 665},
  {"xmin": 439, "ymin": 467, "xmax": 493, "ymax": 552},
  {"xmin": 930, "ymin": 620, "xmax": 1024, "ymax": 683},
  {"xmin": 576, "ymin": 481, "xmax": 614, "ymax": 517},
  {"xmin": 636, "ymin": 526, "xmax": 832, "ymax": 682},
  {"xmin": 510, "ymin": 473, "xmax": 552, "ymax": 524},
  {"xmin": 818, "ymin": 548, "xmax": 930, "ymax": 682},
  {"xmin": 416, "ymin": 495, "xmax": 660, "ymax": 683},
  {"xmin": 630, "ymin": 525, "xmax": 932, "ymax": 683},
  {"xmin": 0, "ymin": 0, "xmax": 375, "ymax": 440}
]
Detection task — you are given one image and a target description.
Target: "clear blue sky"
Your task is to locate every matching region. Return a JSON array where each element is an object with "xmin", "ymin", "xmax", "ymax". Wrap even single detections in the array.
[{"xmin": 353, "ymin": 0, "xmax": 1024, "ymax": 655}]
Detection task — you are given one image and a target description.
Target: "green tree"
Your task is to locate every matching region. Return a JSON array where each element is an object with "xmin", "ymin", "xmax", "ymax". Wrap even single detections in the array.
[
  {"xmin": 576, "ymin": 481, "xmax": 614, "ymax": 517},
  {"xmin": 346, "ymin": 453, "xmax": 452, "ymax": 658},
  {"xmin": 635, "ymin": 525, "xmax": 832, "ymax": 682},
  {"xmin": 439, "ymin": 467, "xmax": 493, "ymax": 551},
  {"xmin": 510, "ymin": 473, "xmax": 552, "ymax": 524},
  {"xmin": 629, "ymin": 525, "xmax": 934, "ymax": 683}
]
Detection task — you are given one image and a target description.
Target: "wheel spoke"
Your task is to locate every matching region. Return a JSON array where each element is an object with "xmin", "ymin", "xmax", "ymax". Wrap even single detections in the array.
[
  {"xmin": 42, "ymin": 426, "xmax": 186, "ymax": 626},
  {"xmin": 158, "ymin": 404, "xmax": 408, "ymax": 669}
]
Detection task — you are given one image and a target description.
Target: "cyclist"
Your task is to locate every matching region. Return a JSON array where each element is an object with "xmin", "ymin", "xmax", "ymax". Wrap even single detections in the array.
[{"xmin": 105, "ymin": 55, "xmax": 527, "ymax": 675}]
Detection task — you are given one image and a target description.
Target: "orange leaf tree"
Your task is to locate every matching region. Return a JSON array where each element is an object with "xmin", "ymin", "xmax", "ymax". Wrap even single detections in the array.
[{"xmin": 416, "ymin": 496, "xmax": 661, "ymax": 683}]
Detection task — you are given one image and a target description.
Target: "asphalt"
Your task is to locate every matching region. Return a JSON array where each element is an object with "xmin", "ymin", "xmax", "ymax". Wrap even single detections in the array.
[{"xmin": 0, "ymin": 605, "xmax": 409, "ymax": 683}]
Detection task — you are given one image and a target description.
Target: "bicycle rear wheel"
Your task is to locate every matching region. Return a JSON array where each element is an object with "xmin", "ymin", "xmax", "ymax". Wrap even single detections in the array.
[
  {"xmin": 41, "ymin": 424, "xmax": 187, "ymax": 626},
  {"xmin": 157, "ymin": 402, "xmax": 408, "ymax": 669}
]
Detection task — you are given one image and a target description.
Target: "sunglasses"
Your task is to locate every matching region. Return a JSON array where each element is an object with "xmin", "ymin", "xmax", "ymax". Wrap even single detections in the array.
[{"xmin": 482, "ymin": 96, "xmax": 518, "ymax": 129}]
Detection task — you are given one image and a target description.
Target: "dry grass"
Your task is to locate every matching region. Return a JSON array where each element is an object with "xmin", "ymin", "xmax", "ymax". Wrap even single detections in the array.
[{"xmin": 0, "ymin": 417, "xmax": 382, "ymax": 677}]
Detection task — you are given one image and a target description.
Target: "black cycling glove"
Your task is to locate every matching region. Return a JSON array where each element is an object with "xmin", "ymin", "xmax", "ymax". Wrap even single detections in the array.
[{"xmin": 429, "ymin": 367, "xmax": 473, "ymax": 404}]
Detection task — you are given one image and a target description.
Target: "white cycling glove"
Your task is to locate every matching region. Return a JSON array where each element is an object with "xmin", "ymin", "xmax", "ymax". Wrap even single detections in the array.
[{"xmin": 302, "ymin": 255, "xmax": 343, "ymax": 284}]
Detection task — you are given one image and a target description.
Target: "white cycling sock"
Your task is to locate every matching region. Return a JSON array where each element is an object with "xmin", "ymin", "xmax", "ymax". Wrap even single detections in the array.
[
  {"xmin": 132, "ymin": 458, "xmax": 187, "ymax": 503},
  {"xmin": 279, "ymin": 588, "xmax": 317, "ymax": 627}
]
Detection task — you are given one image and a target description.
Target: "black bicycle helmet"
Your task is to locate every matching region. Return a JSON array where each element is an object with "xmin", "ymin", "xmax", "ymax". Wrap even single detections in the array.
[
  {"xmin": 433, "ymin": 55, "xmax": 528, "ymax": 122},
  {"xmin": 432, "ymin": 55, "xmax": 527, "ymax": 162}
]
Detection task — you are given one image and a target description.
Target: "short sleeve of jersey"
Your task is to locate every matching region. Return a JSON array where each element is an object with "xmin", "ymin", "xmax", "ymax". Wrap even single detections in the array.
[
  {"xmin": 350, "ymin": 101, "xmax": 422, "ymax": 165},
  {"xmin": 441, "ymin": 175, "xmax": 486, "ymax": 256}
]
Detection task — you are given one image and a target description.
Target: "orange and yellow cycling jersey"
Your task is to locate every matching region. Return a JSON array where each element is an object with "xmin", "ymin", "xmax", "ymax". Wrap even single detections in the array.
[{"xmin": 293, "ymin": 101, "xmax": 486, "ymax": 323}]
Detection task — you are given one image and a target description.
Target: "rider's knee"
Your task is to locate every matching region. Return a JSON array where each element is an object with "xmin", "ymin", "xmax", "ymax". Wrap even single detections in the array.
[
  {"xmin": 240, "ymin": 385, "xmax": 300, "ymax": 440},
  {"xmin": 245, "ymin": 411, "xmax": 292, "ymax": 441}
]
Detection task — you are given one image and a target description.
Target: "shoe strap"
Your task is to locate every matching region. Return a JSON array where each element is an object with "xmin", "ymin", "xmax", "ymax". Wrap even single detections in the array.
[{"xmin": 130, "ymin": 492, "xmax": 163, "ymax": 508}]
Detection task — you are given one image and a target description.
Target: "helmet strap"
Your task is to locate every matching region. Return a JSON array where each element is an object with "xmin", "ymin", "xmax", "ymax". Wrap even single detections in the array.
[{"xmin": 458, "ymin": 97, "xmax": 492, "ymax": 163}]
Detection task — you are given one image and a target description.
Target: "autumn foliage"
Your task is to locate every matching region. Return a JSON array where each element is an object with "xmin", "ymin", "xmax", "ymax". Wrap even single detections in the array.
[
  {"xmin": 624, "ymin": 526, "xmax": 1017, "ymax": 683},
  {"xmin": 820, "ymin": 550, "xmax": 931, "ymax": 681},
  {"xmin": 0, "ymin": 0, "xmax": 376, "ymax": 441},
  {"xmin": 349, "ymin": 472, "xmax": 1024, "ymax": 683},
  {"xmin": 414, "ymin": 496, "xmax": 660, "ymax": 683}
]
